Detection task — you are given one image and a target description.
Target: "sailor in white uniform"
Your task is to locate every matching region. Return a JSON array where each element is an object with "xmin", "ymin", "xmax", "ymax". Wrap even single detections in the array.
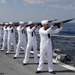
[
  {"xmin": 1, "ymin": 23, "xmax": 9, "ymax": 51},
  {"xmin": 0, "ymin": 22, "xmax": 4, "ymax": 48},
  {"xmin": 23, "ymin": 21, "xmax": 38, "ymax": 65},
  {"xmin": 14, "ymin": 21, "xmax": 26, "ymax": 59},
  {"xmin": 6, "ymin": 22, "xmax": 16, "ymax": 54},
  {"xmin": 36, "ymin": 20, "xmax": 63, "ymax": 74}
]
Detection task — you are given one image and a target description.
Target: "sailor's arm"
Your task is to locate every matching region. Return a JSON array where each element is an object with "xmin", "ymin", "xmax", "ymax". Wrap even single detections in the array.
[
  {"xmin": 3, "ymin": 26, "xmax": 6, "ymax": 30},
  {"xmin": 52, "ymin": 27, "xmax": 63, "ymax": 34},
  {"xmin": 27, "ymin": 26, "xmax": 37, "ymax": 33},
  {"xmin": 39, "ymin": 27, "xmax": 52, "ymax": 34},
  {"xmin": 19, "ymin": 27, "xmax": 24, "ymax": 31},
  {"xmin": 51, "ymin": 22, "xmax": 63, "ymax": 34},
  {"xmin": 7, "ymin": 26, "xmax": 13, "ymax": 30}
]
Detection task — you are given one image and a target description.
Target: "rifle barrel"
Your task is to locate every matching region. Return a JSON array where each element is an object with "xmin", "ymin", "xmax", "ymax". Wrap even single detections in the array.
[
  {"xmin": 48, "ymin": 19, "xmax": 58, "ymax": 23},
  {"xmin": 62, "ymin": 18, "xmax": 75, "ymax": 23},
  {"xmin": 53, "ymin": 18, "xmax": 75, "ymax": 27}
]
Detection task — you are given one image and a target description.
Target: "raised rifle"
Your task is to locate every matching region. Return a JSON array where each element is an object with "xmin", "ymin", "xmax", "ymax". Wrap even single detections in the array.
[
  {"xmin": 53, "ymin": 18, "xmax": 75, "ymax": 28},
  {"xmin": 25, "ymin": 19, "xmax": 58, "ymax": 27}
]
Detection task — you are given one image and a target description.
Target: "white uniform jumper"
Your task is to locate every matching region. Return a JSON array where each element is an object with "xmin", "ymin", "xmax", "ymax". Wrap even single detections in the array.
[
  {"xmin": 0, "ymin": 26, "xmax": 3, "ymax": 48},
  {"xmin": 37, "ymin": 27, "xmax": 63, "ymax": 72},
  {"xmin": 23, "ymin": 26, "xmax": 38, "ymax": 64},
  {"xmin": 14, "ymin": 26, "xmax": 26, "ymax": 57},
  {"xmin": 1, "ymin": 26, "xmax": 8, "ymax": 50},
  {"xmin": 7, "ymin": 26, "xmax": 16, "ymax": 53}
]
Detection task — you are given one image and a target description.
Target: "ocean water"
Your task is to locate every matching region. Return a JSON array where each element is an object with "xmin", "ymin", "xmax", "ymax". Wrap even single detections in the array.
[
  {"xmin": 36, "ymin": 23, "xmax": 75, "ymax": 55},
  {"xmin": 58, "ymin": 23, "xmax": 75, "ymax": 36},
  {"xmin": 52, "ymin": 23, "xmax": 75, "ymax": 55}
]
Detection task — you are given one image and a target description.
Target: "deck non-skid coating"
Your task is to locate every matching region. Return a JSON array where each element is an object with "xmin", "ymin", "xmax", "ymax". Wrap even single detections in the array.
[{"xmin": 0, "ymin": 49, "xmax": 75, "ymax": 75}]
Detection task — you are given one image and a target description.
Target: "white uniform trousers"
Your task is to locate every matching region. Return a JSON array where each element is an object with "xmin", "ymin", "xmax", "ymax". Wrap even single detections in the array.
[
  {"xmin": 14, "ymin": 40, "xmax": 26, "ymax": 57},
  {"xmin": 1, "ymin": 37, "xmax": 7, "ymax": 50},
  {"xmin": 23, "ymin": 42, "xmax": 38, "ymax": 64},
  {"xmin": 0, "ymin": 36, "xmax": 2, "ymax": 48},
  {"xmin": 37, "ymin": 45, "xmax": 54, "ymax": 72},
  {"xmin": 7, "ymin": 38, "xmax": 16, "ymax": 53}
]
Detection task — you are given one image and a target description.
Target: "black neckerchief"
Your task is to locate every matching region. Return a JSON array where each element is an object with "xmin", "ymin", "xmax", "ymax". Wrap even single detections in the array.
[
  {"xmin": 20, "ymin": 26, "xmax": 25, "ymax": 34},
  {"xmin": 44, "ymin": 27, "xmax": 50, "ymax": 38},
  {"xmin": 9, "ymin": 26, "xmax": 11, "ymax": 28},
  {"xmin": 44, "ymin": 27, "xmax": 49, "ymax": 30},
  {"xmin": 1, "ymin": 27, "xmax": 3, "ymax": 30},
  {"xmin": 22, "ymin": 29, "xmax": 25, "ymax": 34},
  {"xmin": 30, "ymin": 26, "xmax": 33, "ymax": 29},
  {"xmin": 30, "ymin": 26, "xmax": 36, "ymax": 37},
  {"xmin": 11, "ymin": 29, "xmax": 13, "ymax": 33},
  {"xmin": 9, "ymin": 26, "xmax": 13, "ymax": 33},
  {"xmin": 32, "ymin": 30, "xmax": 36, "ymax": 37}
]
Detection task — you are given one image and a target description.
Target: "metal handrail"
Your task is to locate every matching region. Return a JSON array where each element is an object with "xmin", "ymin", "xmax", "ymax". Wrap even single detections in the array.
[{"xmin": 52, "ymin": 35, "xmax": 75, "ymax": 38}]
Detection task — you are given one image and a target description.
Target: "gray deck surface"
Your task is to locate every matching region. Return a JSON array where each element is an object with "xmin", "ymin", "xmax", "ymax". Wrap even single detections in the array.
[{"xmin": 0, "ymin": 49, "xmax": 75, "ymax": 75}]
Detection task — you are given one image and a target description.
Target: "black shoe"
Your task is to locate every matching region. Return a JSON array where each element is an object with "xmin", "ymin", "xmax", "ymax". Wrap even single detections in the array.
[
  {"xmin": 35, "ymin": 63, "xmax": 39, "ymax": 65},
  {"xmin": 49, "ymin": 71, "xmax": 56, "ymax": 74},
  {"xmin": 6, "ymin": 53, "xmax": 9, "ymax": 54},
  {"xmin": 1, "ymin": 50, "xmax": 4, "ymax": 52},
  {"xmin": 13, "ymin": 57, "xmax": 17, "ymax": 59},
  {"xmin": 36, "ymin": 71, "xmax": 41, "ymax": 74},
  {"xmin": 23, "ymin": 63, "xmax": 27, "ymax": 65}
]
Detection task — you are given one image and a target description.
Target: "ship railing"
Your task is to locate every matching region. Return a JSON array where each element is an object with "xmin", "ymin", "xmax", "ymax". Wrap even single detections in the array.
[{"xmin": 52, "ymin": 35, "xmax": 75, "ymax": 67}]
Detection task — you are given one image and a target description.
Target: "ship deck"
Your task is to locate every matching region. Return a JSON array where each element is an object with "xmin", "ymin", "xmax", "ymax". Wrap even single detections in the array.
[{"xmin": 0, "ymin": 48, "xmax": 75, "ymax": 75}]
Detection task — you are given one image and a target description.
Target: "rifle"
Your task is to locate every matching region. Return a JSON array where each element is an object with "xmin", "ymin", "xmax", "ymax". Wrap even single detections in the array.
[
  {"xmin": 53, "ymin": 18, "xmax": 75, "ymax": 28},
  {"xmin": 13, "ymin": 22, "xmax": 19, "ymax": 26},
  {"xmin": 36, "ymin": 19, "xmax": 58, "ymax": 27},
  {"xmin": 48, "ymin": 19, "xmax": 58, "ymax": 23},
  {"xmin": 13, "ymin": 22, "xmax": 28, "ymax": 27},
  {"xmin": 25, "ymin": 19, "xmax": 58, "ymax": 27}
]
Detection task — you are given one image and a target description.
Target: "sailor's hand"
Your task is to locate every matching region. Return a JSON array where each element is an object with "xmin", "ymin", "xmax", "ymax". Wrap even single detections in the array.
[
  {"xmin": 50, "ymin": 25, "xmax": 54, "ymax": 29},
  {"xmin": 60, "ymin": 22, "xmax": 64, "ymax": 26},
  {"xmin": 34, "ymin": 24, "xmax": 38, "ymax": 28}
]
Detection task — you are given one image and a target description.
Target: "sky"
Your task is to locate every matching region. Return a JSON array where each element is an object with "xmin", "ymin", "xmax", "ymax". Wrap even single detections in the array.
[{"xmin": 0, "ymin": 0, "xmax": 75, "ymax": 23}]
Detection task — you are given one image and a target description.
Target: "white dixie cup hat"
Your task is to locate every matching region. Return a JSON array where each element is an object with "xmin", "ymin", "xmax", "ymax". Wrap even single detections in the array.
[
  {"xmin": 19, "ymin": 21, "xmax": 24, "ymax": 24},
  {"xmin": 9, "ymin": 22, "xmax": 13, "ymax": 24},
  {"xmin": 28, "ymin": 21, "xmax": 33, "ymax": 25},
  {"xmin": 5, "ymin": 23, "xmax": 9, "ymax": 25},
  {"xmin": 41, "ymin": 20, "xmax": 48, "ymax": 25}
]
